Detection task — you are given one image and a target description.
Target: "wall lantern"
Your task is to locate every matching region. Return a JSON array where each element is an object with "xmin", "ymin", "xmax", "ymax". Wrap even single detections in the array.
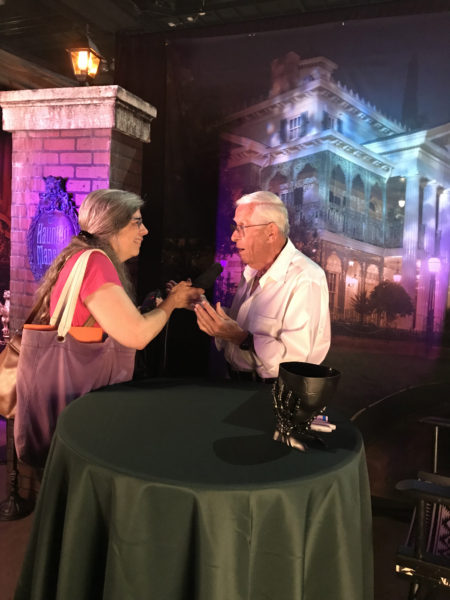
[
  {"xmin": 398, "ymin": 199, "xmax": 405, "ymax": 208},
  {"xmin": 66, "ymin": 27, "xmax": 103, "ymax": 85}
]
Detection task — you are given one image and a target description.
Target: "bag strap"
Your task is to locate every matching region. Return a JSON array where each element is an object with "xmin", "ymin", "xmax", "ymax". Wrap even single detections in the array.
[
  {"xmin": 17, "ymin": 262, "xmax": 89, "ymax": 331},
  {"xmin": 50, "ymin": 250, "xmax": 93, "ymax": 328},
  {"xmin": 50, "ymin": 249, "xmax": 109, "ymax": 338}
]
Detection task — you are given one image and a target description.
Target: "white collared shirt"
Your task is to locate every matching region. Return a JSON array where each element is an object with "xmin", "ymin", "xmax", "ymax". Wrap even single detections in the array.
[{"xmin": 217, "ymin": 239, "xmax": 331, "ymax": 378}]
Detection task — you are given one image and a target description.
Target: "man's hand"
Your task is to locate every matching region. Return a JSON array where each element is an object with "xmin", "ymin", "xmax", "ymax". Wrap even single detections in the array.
[{"xmin": 194, "ymin": 300, "xmax": 247, "ymax": 345}]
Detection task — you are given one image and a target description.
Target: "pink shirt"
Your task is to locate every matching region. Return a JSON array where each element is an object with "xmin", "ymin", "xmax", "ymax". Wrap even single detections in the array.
[{"xmin": 50, "ymin": 251, "xmax": 122, "ymax": 327}]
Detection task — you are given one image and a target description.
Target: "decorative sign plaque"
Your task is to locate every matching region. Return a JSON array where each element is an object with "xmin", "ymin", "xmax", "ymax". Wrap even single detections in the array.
[{"xmin": 27, "ymin": 176, "xmax": 80, "ymax": 281}]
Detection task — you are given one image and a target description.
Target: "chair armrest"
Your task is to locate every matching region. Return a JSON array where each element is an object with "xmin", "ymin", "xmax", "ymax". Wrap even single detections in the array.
[
  {"xmin": 396, "ymin": 478, "xmax": 450, "ymax": 506},
  {"xmin": 420, "ymin": 416, "xmax": 450, "ymax": 430},
  {"xmin": 417, "ymin": 471, "xmax": 450, "ymax": 487}
]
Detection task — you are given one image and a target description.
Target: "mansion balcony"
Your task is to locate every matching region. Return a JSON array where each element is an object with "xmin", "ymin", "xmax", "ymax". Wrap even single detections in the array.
[{"xmin": 303, "ymin": 205, "xmax": 403, "ymax": 248}]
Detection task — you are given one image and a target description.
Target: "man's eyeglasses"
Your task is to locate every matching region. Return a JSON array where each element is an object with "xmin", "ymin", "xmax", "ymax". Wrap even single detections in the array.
[
  {"xmin": 131, "ymin": 217, "xmax": 144, "ymax": 228},
  {"xmin": 230, "ymin": 222, "xmax": 272, "ymax": 237}
]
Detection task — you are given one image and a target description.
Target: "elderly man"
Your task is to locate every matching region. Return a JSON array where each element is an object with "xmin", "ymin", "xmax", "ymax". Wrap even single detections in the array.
[{"xmin": 194, "ymin": 190, "xmax": 331, "ymax": 382}]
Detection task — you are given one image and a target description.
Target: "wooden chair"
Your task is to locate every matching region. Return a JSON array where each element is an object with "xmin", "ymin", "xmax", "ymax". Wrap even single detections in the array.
[{"xmin": 395, "ymin": 416, "xmax": 450, "ymax": 599}]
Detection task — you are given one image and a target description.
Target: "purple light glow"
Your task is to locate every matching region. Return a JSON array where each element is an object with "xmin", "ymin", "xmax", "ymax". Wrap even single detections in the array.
[{"xmin": 428, "ymin": 257, "xmax": 441, "ymax": 274}]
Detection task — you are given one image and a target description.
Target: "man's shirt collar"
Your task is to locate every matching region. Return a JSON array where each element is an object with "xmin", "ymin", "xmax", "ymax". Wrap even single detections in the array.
[{"xmin": 243, "ymin": 238, "xmax": 297, "ymax": 285}]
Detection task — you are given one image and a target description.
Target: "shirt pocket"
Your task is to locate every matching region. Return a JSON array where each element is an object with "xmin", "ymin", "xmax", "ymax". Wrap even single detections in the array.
[{"xmin": 251, "ymin": 314, "xmax": 280, "ymax": 338}]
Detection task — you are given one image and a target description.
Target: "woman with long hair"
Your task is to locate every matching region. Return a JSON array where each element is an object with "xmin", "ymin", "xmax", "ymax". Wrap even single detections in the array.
[
  {"xmin": 34, "ymin": 188, "xmax": 203, "ymax": 348},
  {"xmin": 13, "ymin": 188, "xmax": 204, "ymax": 467}
]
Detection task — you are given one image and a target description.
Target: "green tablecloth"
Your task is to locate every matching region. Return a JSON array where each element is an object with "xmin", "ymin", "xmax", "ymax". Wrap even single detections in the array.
[{"xmin": 15, "ymin": 379, "xmax": 373, "ymax": 600}]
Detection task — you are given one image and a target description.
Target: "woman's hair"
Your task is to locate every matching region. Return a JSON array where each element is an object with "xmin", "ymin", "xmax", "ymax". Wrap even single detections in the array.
[
  {"xmin": 34, "ymin": 189, "xmax": 144, "ymax": 323},
  {"xmin": 236, "ymin": 191, "xmax": 289, "ymax": 236}
]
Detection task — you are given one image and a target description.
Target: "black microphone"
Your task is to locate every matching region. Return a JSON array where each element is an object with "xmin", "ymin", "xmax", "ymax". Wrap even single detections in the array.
[
  {"xmin": 140, "ymin": 264, "xmax": 223, "ymax": 313},
  {"xmin": 140, "ymin": 289, "xmax": 162, "ymax": 313},
  {"xmin": 192, "ymin": 263, "xmax": 223, "ymax": 289}
]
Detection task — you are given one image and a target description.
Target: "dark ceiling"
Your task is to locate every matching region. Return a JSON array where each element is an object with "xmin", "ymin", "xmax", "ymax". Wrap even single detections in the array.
[{"xmin": 0, "ymin": 0, "xmax": 448, "ymax": 89}]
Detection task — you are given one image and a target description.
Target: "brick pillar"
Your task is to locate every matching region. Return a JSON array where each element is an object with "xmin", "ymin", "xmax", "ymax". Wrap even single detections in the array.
[{"xmin": 0, "ymin": 86, "xmax": 156, "ymax": 329}]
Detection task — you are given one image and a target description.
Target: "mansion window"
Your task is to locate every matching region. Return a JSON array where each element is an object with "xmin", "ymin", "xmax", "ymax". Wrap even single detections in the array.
[
  {"xmin": 285, "ymin": 112, "xmax": 309, "ymax": 141},
  {"xmin": 369, "ymin": 199, "xmax": 381, "ymax": 217},
  {"xmin": 322, "ymin": 111, "xmax": 343, "ymax": 134},
  {"xmin": 326, "ymin": 271, "xmax": 338, "ymax": 308},
  {"xmin": 366, "ymin": 265, "xmax": 379, "ymax": 285},
  {"xmin": 294, "ymin": 187, "xmax": 303, "ymax": 207},
  {"xmin": 280, "ymin": 190, "xmax": 291, "ymax": 205},
  {"xmin": 289, "ymin": 114, "xmax": 306, "ymax": 140},
  {"xmin": 329, "ymin": 191, "xmax": 346, "ymax": 208}
]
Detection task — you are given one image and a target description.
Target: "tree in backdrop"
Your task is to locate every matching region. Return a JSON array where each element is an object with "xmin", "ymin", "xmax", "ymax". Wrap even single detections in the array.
[
  {"xmin": 369, "ymin": 281, "xmax": 414, "ymax": 326},
  {"xmin": 351, "ymin": 289, "xmax": 372, "ymax": 324}
]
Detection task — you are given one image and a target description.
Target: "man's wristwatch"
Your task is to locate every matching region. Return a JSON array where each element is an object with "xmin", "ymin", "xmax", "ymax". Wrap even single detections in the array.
[{"xmin": 239, "ymin": 332, "xmax": 254, "ymax": 351}]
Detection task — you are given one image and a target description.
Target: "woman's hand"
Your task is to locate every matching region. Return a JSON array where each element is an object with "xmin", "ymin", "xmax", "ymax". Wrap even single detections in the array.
[
  {"xmin": 165, "ymin": 279, "xmax": 179, "ymax": 294},
  {"xmin": 167, "ymin": 280, "xmax": 204, "ymax": 309}
]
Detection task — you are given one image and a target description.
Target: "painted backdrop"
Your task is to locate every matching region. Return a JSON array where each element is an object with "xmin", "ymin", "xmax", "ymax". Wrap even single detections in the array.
[{"xmin": 164, "ymin": 12, "xmax": 449, "ymax": 348}]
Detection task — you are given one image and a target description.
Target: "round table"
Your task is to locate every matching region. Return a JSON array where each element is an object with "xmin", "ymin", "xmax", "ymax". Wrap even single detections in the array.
[{"xmin": 15, "ymin": 379, "xmax": 373, "ymax": 600}]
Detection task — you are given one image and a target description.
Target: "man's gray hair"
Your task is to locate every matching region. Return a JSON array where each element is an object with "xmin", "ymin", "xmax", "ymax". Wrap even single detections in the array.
[{"xmin": 236, "ymin": 191, "xmax": 289, "ymax": 236}]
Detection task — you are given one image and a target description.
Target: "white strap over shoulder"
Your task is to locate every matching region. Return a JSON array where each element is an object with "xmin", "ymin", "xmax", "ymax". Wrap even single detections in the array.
[{"xmin": 50, "ymin": 249, "xmax": 111, "ymax": 338}]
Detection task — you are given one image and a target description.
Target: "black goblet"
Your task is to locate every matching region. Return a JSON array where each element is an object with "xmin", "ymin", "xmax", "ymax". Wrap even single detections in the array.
[{"xmin": 272, "ymin": 361, "xmax": 341, "ymax": 448}]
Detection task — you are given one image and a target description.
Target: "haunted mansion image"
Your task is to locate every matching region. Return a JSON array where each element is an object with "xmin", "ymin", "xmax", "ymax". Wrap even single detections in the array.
[
  {"xmin": 215, "ymin": 52, "xmax": 449, "ymax": 340},
  {"xmin": 27, "ymin": 176, "xmax": 79, "ymax": 282}
]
